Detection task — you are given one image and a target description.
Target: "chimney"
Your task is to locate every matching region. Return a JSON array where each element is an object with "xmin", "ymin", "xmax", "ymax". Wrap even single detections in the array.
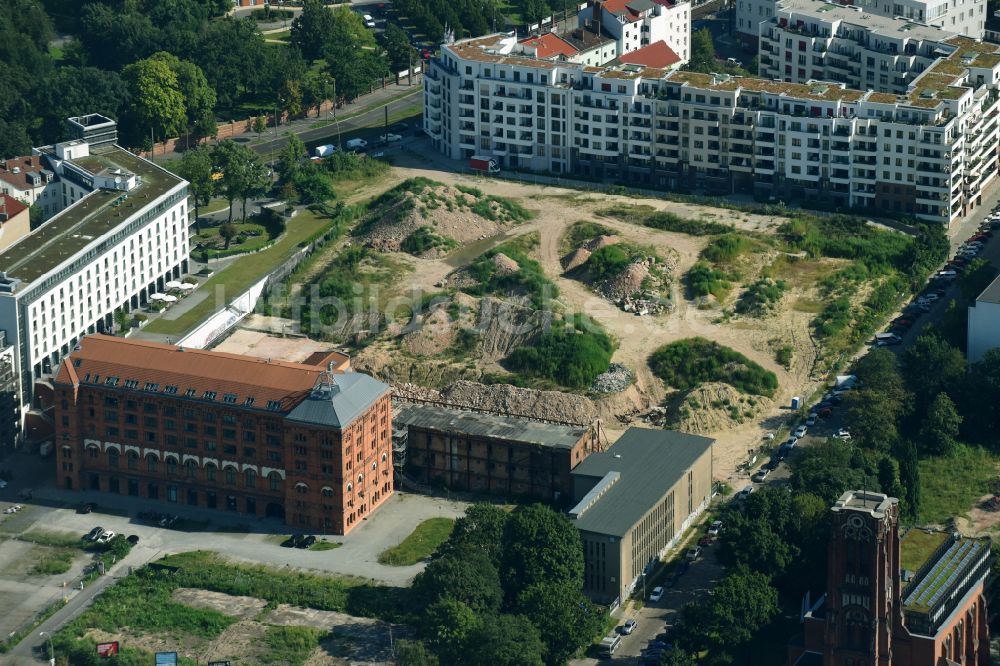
[{"xmin": 594, "ymin": 0, "xmax": 603, "ymax": 36}]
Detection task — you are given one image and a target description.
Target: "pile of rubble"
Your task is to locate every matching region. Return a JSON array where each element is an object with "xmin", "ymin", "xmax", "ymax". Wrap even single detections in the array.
[
  {"xmin": 590, "ymin": 363, "xmax": 634, "ymax": 393},
  {"xmin": 621, "ymin": 295, "xmax": 671, "ymax": 316}
]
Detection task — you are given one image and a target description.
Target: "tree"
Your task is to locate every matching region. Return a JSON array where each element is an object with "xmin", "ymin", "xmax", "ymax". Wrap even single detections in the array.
[
  {"xmin": 462, "ymin": 614, "xmax": 545, "ymax": 666},
  {"xmin": 113, "ymin": 309, "xmax": 130, "ymax": 333},
  {"xmin": 519, "ymin": 0, "xmax": 550, "ymax": 23},
  {"xmin": 301, "ymin": 69, "xmax": 334, "ymax": 117},
  {"xmin": 219, "ymin": 222, "xmax": 237, "ymax": 249},
  {"xmin": 195, "ymin": 18, "xmax": 266, "ymax": 110},
  {"xmin": 123, "ymin": 55, "xmax": 187, "ymax": 143},
  {"xmin": 290, "ymin": 0, "xmax": 337, "ymax": 61},
  {"xmin": 717, "ymin": 511, "xmax": 799, "ymax": 578},
  {"xmin": 252, "ymin": 114, "xmax": 267, "ymax": 138},
  {"xmin": 212, "ymin": 140, "xmax": 268, "ymax": 222},
  {"xmin": 709, "ymin": 570, "xmax": 779, "ymax": 643},
  {"xmin": 688, "ymin": 27, "xmax": 717, "ymax": 73},
  {"xmin": 291, "ymin": 166, "xmax": 335, "ymax": 204},
  {"xmin": 411, "ymin": 549, "xmax": 504, "ymax": 613},
  {"xmin": 395, "ymin": 639, "xmax": 439, "ymax": 666},
  {"xmin": 441, "ymin": 503, "xmax": 510, "ymax": 568},
  {"xmin": 903, "ymin": 331, "xmax": 966, "ymax": 407},
  {"xmin": 919, "ymin": 392, "xmax": 962, "ymax": 456},
  {"xmin": 421, "ymin": 598, "xmax": 478, "ymax": 664},
  {"xmin": 515, "ymin": 582, "xmax": 602, "ymax": 666},
  {"xmin": 279, "ymin": 79, "xmax": 304, "ymax": 120},
  {"xmin": 501, "ymin": 504, "xmax": 584, "ymax": 601},
  {"xmin": 277, "ymin": 134, "xmax": 308, "ymax": 182},
  {"xmin": 896, "ymin": 439, "xmax": 921, "ymax": 520},
  {"xmin": 842, "ymin": 389, "xmax": 905, "ymax": 451},
  {"xmin": 658, "ymin": 648, "xmax": 698, "ymax": 666},
  {"xmin": 381, "ymin": 23, "xmax": 417, "ymax": 72},
  {"xmin": 326, "ymin": 47, "xmax": 387, "ymax": 102},
  {"xmin": 173, "ymin": 146, "xmax": 214, "ymax": 231},
  {"xmin": 33, "ymin": 66, "xmax": 129, "ymax": 145}
]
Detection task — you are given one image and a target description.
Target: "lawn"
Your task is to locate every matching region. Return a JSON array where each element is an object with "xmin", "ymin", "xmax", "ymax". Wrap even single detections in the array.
[
  {"xmin": 144, "ymin": 209, "xmax": 334, "ymax": 336},
  {"xmin": 310, "ymin": 539, "xmax": 341, "ymax": 551},
  {"xmin": 377, "ymin": 517, "xmax": 455, "ymax": 566},
  {"xmin": 918, "ymin": 444, "xmax": 1000, "ymax": 525}
]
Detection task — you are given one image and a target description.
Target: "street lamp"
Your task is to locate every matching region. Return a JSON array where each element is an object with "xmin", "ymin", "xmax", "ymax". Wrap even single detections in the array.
[{"xmin": 39, "ymin": 631, "xmax": 54, "ymax": 666}]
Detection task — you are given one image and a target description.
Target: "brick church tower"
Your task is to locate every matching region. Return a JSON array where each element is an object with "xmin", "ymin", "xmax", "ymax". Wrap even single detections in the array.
[{"xmin": 821, "ymin": 491, "xmax": 901, "ymax": 664}]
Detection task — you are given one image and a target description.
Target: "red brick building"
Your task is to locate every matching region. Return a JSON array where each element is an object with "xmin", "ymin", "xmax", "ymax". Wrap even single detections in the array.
[
  {"xmin": 789, "ymin": 490, "xmax": 990, "ymax": 666},
  {"xmin": 53, "ymin": 335, "xmax": 393, "ymax": 534}
]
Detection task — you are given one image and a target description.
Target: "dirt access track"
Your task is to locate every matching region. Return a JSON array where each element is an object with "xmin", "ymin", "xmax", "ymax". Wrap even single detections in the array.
[{"xmin": 365, "ymin": 164, "xmax": 825, "ymax": 483}]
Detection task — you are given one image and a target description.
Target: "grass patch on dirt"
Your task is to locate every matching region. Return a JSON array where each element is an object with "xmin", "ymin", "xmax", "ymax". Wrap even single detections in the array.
[
  {"xmin": 599, "ymin": 204, "xmax": 733, "ymax": 236},
  {"xmin": 917, "ymin": 444, "xmax": 1000, "ymax": 525},
  {"xmin": 650, "ymin": 337, "xmax": 778, "ymax": 398},
  {"xmin": 378, "ymin": 517, "xmax": 455, "ymax": 566},
  {"xmin": 32, "ymin": 547, "xmax": 77, "ymax": 575},
  {"xmin": 18, "ymin": 530, "xmax": 87, "ymax": 549},
  {"xmin": 463, "ymin": 236, "xmax": 555, "ymax": 308},
  {"xmin": 687, "ymin": 261, "xmax": 737, "ymax": 301},
  {"xmin": 506, "ymin": 313, "xmax": 616, "ymax": 390},
  {"xmin": 259, "ymin": 625, "xmax": 329, "ymax": 665},
  {"xmin": 310, "ymin": 539, "xmax": 341, "ymax": 551}
]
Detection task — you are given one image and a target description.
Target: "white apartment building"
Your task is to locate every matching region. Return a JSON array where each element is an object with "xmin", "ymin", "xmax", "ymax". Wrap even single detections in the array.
[
  {"xmin": 737, "ymin": 0, "xmax": 985, "ymax": 48},
  {"xmin": 0, "ymin": 114, "xmax": 190, "ymax": 436},
  {"xmin": 967, "ymin": 273, "xmax": 1000, "ymax": 361},
  {"xmin": 425, "ymin": 33, "xmax": 1000, "ymax": 226},
  {"xmin": 580, "ymin": 0, "xmax": 691, "ymax": 64},
  {"xmin": 760, "ymin": 0, "xmax": 957, "ymax": 93}
]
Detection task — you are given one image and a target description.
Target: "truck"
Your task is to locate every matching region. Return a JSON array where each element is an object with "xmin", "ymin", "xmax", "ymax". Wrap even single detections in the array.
[
  {"xmin": 469, "ymin": 155, "xmax": 500, "ymax": 174},
  {"xmin": 598, "ymin": 633, "xmax": 622, "ymax": 658},
  {"xmin": 345, "ymin": 138, "xmax": 367, "ymax": 151},
  {"xmin": 313, "ymin": 144, "xmax": 336, "ymax": 158}
]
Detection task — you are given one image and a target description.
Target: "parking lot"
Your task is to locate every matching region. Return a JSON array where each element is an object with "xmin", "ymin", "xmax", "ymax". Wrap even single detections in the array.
[{"xmin": 0, "ymin": 450, "xmax": 470, "ymax": 644}]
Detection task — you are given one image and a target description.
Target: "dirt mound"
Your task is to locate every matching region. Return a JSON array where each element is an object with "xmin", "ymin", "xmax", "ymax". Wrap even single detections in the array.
[
  {"xmin": 585, "ymin": 234, "xmax": 620, "ymax": 252},
  {"xmin": 360, "ymin": 183, "xmax": 513, "ymax": 255},
  {"xmin": 439, "ymin": 380, "xmax": 599, "ymax": 424},
  {"xmin": 665, "ymin": 382, "xmax": 774, "ymax": 434},
  {"xmin": 492, "ymin": 252, "xmax": 520, "ymax": 275},
  {"xmin": 602, "ymin": 261, "xmax": 650, "ymax": 301},
  {"xmin": 402, "ymin": 306, "xmax": 456, "ymax": 356},
  {"xmin": 561, "ymin": 247, "xmax": 592, "ymax": 271},
  {"xmin": 476, "ymin": 297, "xmax": 550, "ymax": 362}
]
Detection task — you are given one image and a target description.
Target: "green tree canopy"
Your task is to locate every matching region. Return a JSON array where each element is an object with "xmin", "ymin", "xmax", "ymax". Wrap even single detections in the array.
[
  {"xmin": 688, "ymin": 28, "xmax": 717, "ymax": 73},
  {"xmin": 411, "ymin": 548, "xmax": 504, "ymax": 613},
  {"xmin": 290, "ymin": 0, "xmax": 338, "ymax": 60},
  {"xmin": 380, "ymin": 23, "xmax": 416, "ymax": 72},
  {"xmin": 123, "ymin": 55, "xmax": 187, "ymax": 143},
  {"xmin": 172, "ymin": 145, "xmax": 214, "ymax": 228},
  {"xmin": 514, "ymin": 582, "xmax": 603, "ymax": 666},
  {"xmin": 919, "ymin": 392, "xmax": 963, "ymax": 456},
  {"xmin": 903, "ymin": 331, "xmax": 966, "ymax": 407},
  {"xmin": 462, "ymin": 614, "xmax": 546, "ymax": 666},
  {"xmin": 420, "ymin": 598, "xmax": 479, "ymax": 664},
  {"xmin": 440, "ymin": 503, "xmax": 509, "ymax": 567},
  {"xmin": 501, "ymin": 504, "xmax": 584, "ymax": 601}
]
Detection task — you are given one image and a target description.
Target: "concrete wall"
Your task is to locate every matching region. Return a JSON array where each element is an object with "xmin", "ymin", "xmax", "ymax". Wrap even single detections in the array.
[{"xmin": 967, "ymin": 297, "xmax": 1000, "ymax": 362}]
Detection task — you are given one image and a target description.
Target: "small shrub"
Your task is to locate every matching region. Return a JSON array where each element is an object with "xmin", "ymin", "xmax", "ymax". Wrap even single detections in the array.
[
  {"xmin": 599, "ymin": 206, "xmax": 732, "ymax": 235},
  {"xmin": 505, "ymin": 314, "xmax": 615, "ymax": 389},
  {"xmin": 649, "ymin": 337, "xmax": 778, "ymax": 397},
  {"xmin": 736, "ymin": 278, "xmax": 788, "ymax": 316},
  {"xmin": 688, "ymin": 261, "xmax": 734, "ymax": 300},
  {"xmin": 401, "ymin": 227, "xmax": 458, "ymax": 255}
]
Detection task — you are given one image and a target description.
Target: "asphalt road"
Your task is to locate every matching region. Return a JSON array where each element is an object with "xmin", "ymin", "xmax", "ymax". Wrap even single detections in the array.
[{"xmin": 251, "ymin": 86, "xmax": 422, "ymax": 159}]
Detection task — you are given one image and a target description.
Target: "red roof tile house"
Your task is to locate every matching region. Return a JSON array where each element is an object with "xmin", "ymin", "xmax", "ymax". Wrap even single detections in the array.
[
  {"xmin": 618, "ymin": 39, "xmax": 682, "ymax": 68},
  {"xmin": 0, "ymin": 194, "xmax": 30, "ymax": 252},
  {"xmin": 518, "ymin": 33, "xmax": 580, "ymax": 60}
]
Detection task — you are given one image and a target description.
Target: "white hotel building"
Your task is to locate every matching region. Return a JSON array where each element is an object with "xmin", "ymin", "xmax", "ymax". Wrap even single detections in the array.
[
  {"xmin": 425, "ymin": 32, "xmax": 1000, "ymax": 225},
  {"xmin": 0, "ymin": 114, "xmax": 189, "ymax": 437}
]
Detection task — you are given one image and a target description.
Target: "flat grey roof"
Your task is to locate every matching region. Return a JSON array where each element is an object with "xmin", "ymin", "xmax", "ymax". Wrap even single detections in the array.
[
  {"xmin": 571, "ymin": 427, "xmax": 713, "ymax": 537},
  {"xmin": 976, "ymin": 273, "xmax": 1000, "ymax": 304},
  {"xmin": 776, "ymin": 0, "xmax": 955, "ymax": 42},
  {"xmin": 395, "ymin": 403, "xmax": 590, "ymax": 449},
  {"xmin": 0, "ymin": 146, "xmax": 183, "ymax": 287}
]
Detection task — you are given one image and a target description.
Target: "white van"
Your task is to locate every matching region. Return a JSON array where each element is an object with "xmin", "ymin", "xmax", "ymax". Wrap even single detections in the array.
[
  {"xmin": 363, "ymin": 13, "xmax": 376, "ymax": 27},
  {"xmin": 598, "ymin": 633, "xmax": 622, "ymax": 657}
]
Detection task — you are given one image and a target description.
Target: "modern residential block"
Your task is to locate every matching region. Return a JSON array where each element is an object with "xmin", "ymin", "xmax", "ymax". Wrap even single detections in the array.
[
  {"xmin": 398, "ymin": 402, "xmax": 596, "ymax": 502},
  {"xmin": 568, "ymin": 427, "xmax": 714, "ymax": 606},
  {"xmin": 425, "ymin": 32, "xmax": 1000, "ymax": 225},
  {"xmin": 737, "ymin": 0, "xmax": 985, "ymax": 49},
  {"xmin": 53, "ymin": 335, "xmax": 393, "ymax": 534},
  {"xmin": 0, "ymin": 115, "xmax": 190, "ymax": 444},
  {"xmin": 788, "ymin": 490, "xmax": 990, "ymax": 665}
]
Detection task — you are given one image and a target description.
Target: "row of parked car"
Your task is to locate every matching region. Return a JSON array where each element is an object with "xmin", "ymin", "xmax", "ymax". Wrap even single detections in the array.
[
  {"xmin": 281, "ymin": 534, "xmax": 317, "ymax": 549},
  {"xmin": 84, "ymin": 526, "xmax": 139, "ymax": 546}
]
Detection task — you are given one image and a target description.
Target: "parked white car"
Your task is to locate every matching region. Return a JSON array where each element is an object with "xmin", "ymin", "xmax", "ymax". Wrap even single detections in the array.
[
  {"xmin": 96, "ymin": 530, "xmax": 116, "ymax": 544},
  {"xmin": 649, "ymin": 586, "xmax": 664, "ymax": 602},
  {"xmin": 379, "ymin": 133, "xmax": 402, "ymax": 143}
]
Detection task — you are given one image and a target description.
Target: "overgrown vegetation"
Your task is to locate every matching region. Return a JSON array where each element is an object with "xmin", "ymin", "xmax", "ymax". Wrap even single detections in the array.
[
  {"xmin": 506, "ymin": 314, "xmax": 616, "ymax": 390},
  {"xmin": 700, "ymin": 233, "xmax": 758, "ymax": 264},
  {"xmin": 561, "ymin": 220, "xmax": 614, "ymax": 253},
  {"xmin": 464, "ymin": 236, "xmax": 556, "ymax": 308},
  {"xmin": 688, "ymin": 261, "xmax": 736, "ymax": 301},
  {"xmin": 259, "ymin": 626, "xmax": 329, "ymax": 666},
  {"xmin": 736, "ymin": 278, "xmax": 788, "ymax": 316},
  {"xmin": 599, "ymin": 205, "xmax": 733, "ymax": 236},
  {"xmin": 401, "ymin": 226, "xmax": 459, "ymax": 255},
  {"xmin": 649, "ymin": 337, "xmax": 778, "ymax": 397}
]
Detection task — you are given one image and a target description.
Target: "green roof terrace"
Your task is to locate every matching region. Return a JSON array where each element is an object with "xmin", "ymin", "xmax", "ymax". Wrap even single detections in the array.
[
  {"xmin": 0, "ymin": 146, "xmax": 183, "ymax": 288},
  {"xmin": 902, "ymin": 530, "xmax": 990, "ymax": 615}
]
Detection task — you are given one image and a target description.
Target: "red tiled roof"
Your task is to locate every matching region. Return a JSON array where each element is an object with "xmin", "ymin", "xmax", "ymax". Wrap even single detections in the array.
[
  {"xmin": 54, "ymin": 335, "xmax": 333, "ymax": 413},
  {"xmin": 602, "ymin": 0, "xmax": 640, "ymax": 20},
  {"xmin": 619, "ymin": 40, "xmax": 682, "ymax": 68},
  {"xmin": 0, "ymin": 155, "xmax": 49, "ymax": 192},
  {"xmin": 519, "ymin": 33, "xmax": 578, "ymax": 59},
  {"xmin": 0, "ymin": 194, "xmax": 28, "ymax": 220}
]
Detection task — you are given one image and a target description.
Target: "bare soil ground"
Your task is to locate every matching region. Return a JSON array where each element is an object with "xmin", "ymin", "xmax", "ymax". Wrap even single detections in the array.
[
  {"xmin": 213, "ymin": 324, "xmax": 335, "ymax": 362},
  {"xmin": 82, "ymin": 588, "xmax": 402, "ymax": 665},
  {"xmin": 240, "ymin": 165, "xmax": 847, "ymax": 483}
]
